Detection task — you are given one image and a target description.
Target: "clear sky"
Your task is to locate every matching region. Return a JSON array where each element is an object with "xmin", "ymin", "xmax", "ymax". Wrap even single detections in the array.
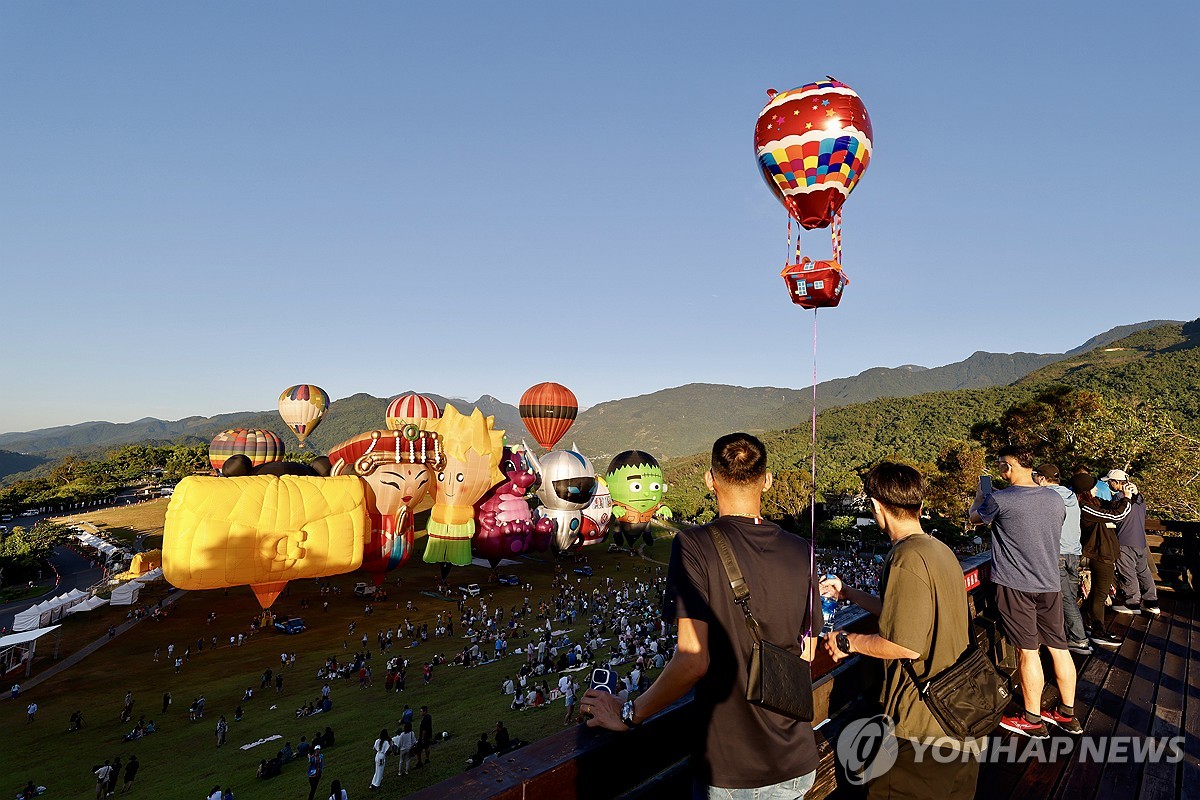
[{"xmin": 1, "ymin": 1, "xmax": 1196, "ymax": 433}]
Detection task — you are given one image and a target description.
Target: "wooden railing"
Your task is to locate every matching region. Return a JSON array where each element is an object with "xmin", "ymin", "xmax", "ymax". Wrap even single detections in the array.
[{"xmin": 408, "ymin": 553, "xmax": 997, "ymax": 800}]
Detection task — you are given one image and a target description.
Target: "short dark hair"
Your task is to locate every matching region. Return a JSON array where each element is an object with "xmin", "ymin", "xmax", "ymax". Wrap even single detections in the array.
[
  {"xmin": 996, "ymin": 444, "xmax": 1035, "ymax": 469},
  {"xmin": 711, "ymin": 433, "xmax": 768, "ymax": 485},
  {"xmin": 863, "ymin": 462, "xmax": 925, "ymax": 519}
]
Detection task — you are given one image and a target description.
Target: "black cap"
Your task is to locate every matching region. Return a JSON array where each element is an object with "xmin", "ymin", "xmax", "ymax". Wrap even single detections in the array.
[
  {"xmin": 1070, "ymin": 474, "xmax": 1097, "ymax": 493},
  {"xmin": 1035, "ymin": 463, "xmax": 1060, "ymax": 482}
]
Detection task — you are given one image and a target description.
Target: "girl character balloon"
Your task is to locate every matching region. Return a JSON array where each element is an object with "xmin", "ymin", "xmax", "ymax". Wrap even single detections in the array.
[
  {"xmin": 422, "ymin": 405, "xmax": 506, "ymax": 568},
  {"xmin": 328, "ymin": 428, "xmax": 446, "ymax": 586},
  {"xmin": 473, "ymin": 447, "xmax": 538, "ymax": 569}
]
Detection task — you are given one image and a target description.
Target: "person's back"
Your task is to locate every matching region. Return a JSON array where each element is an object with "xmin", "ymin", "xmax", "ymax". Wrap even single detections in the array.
[
  {"xmin": 667, "ymin": 517, "xmax": 821, "ymax": 788},
  {"xmin": 982, "ymin": 485, "xmax": 1064, "ymax": 592},
  {"xmin": 877, "ymin": 532, "xmax": 970, "ymax": 740}
]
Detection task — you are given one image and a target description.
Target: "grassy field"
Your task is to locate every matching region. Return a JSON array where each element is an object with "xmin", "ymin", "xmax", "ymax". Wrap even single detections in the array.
[
  {"xmin": 60, "ymin": 500, "xmax": 169, "ymax": 546},
  {"xmin": 6, "ymin": 505, "xmax": 673, "ymax": 799}
]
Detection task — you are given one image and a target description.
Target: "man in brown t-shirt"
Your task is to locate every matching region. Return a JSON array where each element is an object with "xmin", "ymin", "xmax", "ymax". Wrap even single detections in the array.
[
  {"xmin": 823, "ymin": 462, "xmax": 979, "ymax": 799},
  {"xmin": 584, "ymin": 432, "xmax": 821, "ymax": 797}
]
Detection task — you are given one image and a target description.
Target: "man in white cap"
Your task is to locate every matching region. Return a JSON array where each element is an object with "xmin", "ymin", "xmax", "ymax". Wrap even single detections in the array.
[{"xmin": 1104, "ymin": 470, "xmax": 1160, "ymax": 615}]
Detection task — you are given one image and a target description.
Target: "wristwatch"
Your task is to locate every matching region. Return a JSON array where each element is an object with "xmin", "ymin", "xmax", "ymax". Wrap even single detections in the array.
[
  {"xmin": 621, "ymin": 700, "xmax": 640, "ymax": 729},
  {"xmin": 836, "ymin": 631, "xmax": 852, "ymax": 655}
]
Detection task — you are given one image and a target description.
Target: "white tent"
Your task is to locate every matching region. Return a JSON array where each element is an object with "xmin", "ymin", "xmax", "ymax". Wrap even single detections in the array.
[
  {"xmin": 134, "ymin": 567, "xmax": 164, "ymax": 584},
  {"xmin": 65, "ymin": 596, "xmax": 109, "ymax": 616},
  {"xmin": 12, "ymin": 589, "xmax": 91, "ymax": 631},
  {"xmin": 109, "ymin": 581, "xmax": 141, "ymax": 606}
]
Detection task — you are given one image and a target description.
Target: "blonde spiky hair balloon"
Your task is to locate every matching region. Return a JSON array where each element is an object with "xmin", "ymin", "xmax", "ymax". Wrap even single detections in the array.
[{"xmin": 421, "ymin": 404, "xmax": 506, "ymax": 566}]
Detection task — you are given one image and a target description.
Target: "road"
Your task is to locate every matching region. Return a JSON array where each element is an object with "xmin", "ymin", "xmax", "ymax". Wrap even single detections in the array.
[{"xmin": 0, "ymin": 546, "xmax": 103, "ymax": 633}]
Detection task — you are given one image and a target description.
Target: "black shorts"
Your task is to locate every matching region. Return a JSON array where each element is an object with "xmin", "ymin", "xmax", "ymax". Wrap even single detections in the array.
[{"xmin": 995, "ymin": 585, "xmax": 1069, "ymax": 650}]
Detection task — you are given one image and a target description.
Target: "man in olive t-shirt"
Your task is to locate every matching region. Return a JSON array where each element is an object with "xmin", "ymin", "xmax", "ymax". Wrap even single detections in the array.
[{"xmin": 824, "ymin": 462, "xmax": 979, "ymax": 800}]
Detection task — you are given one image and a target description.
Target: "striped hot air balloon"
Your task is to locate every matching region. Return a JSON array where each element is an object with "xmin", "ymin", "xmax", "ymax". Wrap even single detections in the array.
[
  {"xmin": 385, "ymin": 393, "xmax": 441, "ymax": 431},
  {"xmin": 519, "ymin": 382, "xmax": 578, "ymax": 451},
  {"xmin": 278, "ymin": 384, "xmax": 330, "ymax": 447},
  {"xmin": 208, "ymin": 429, "xmax": 285, "ymax": 473}
]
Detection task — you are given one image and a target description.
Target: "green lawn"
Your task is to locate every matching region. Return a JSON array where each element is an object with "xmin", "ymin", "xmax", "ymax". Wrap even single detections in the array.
[{"xmin": 3, "ymin": 533, "xmax": 669, "ymax": 800}]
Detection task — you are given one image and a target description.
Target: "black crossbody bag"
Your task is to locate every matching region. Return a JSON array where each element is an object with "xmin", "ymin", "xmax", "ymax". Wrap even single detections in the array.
[
  {"xmin": 708, "ymin": 522, "xmax": 815, "ymax": 722},
  {"xmin": 900, "ymin": 623, "xmax": 1011, "ymax": 739}
]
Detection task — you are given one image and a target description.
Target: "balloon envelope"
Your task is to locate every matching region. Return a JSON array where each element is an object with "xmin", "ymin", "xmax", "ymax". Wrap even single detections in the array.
[
  {"xmin": 754, "ymin": 78, "xmax": 873, "ymax": 230},
  {"xmin": 209, "ymin": 429, "xmax": 284, "ymax": 473},
  {"xmin": 520, "ymin": 382, "xmax": 578, "ymax": 451},
  {"xmin": 278, "ymin": 384, "xmax": 330, "ymax": 447},
  {"xmin": 386, "ymin": 393, "xmax": 441, "ymax": 431}
]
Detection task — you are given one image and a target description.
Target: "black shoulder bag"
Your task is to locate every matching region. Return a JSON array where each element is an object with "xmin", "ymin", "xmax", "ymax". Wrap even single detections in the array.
[
  {"xmin": 900, "ymin": 623, "xmax": 1011, "ymax": 740},
  {"xmin": 708, "ymin": 523, "xmax": 815, "ymax": 722}
]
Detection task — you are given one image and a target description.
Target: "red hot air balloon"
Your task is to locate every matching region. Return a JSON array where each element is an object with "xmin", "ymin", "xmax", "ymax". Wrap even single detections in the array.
[
  {"xmin": 519, "ymin": 382, "xmax": 578, "ymax": 451},
  {"xmin": 386, "ymin": 393, "xmax": 441, "ymax": 431},
  {"xmin": 754, "ymin": 77, "xmax": 873, "ymax": 230}
]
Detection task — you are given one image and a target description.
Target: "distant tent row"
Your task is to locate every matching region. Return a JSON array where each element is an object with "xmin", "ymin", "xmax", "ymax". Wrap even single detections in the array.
[
  {"xmin": 72, "ymin": 530, "xmax": 124, "ymax": 558},
  {"xmin": 12, "ymin": 589, "xmax": 103, "ymax": 632}
]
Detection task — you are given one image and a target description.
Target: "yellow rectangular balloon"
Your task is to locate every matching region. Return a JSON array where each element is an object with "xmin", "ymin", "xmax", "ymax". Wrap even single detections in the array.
[{"xmin": 163, "ymin": 475, "xmax": 366, "ymax": 591}]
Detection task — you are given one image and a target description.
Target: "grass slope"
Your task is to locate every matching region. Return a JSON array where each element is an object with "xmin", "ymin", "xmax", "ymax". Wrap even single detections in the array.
[{"xmin": 4, "ymin": 504, "xmax": 666, "ymax": 800}]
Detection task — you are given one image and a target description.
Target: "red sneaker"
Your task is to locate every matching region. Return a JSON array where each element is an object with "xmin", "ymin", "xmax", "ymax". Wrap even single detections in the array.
[
  {"xmin": 1041, "ymin": 709, "xmax": 1083, "ymax": 735},
  {"xmin": 999, "ymin": 713, "xmax": 1050, "ymax": 739}
]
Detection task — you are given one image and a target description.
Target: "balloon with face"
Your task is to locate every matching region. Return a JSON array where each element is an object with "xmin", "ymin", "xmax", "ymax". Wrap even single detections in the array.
[
  {"xmin": 473, "ymin": 447, "xmax": 538, "ymax": 568},
  {"xmin": 526, "ymin": 447, "xmax": 597, "ymax": 555},
  {"xmin": 327, "ymin": 428, "xmax": 445, "ymax": 586},
  {"xmin": 606, "ymin": 450, "xmax": 672, "ymax": 549}
]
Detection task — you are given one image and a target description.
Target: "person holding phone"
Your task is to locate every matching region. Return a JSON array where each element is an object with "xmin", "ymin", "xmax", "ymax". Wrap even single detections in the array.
[
  {"xmin": 582, "ymin": 433, "xmax": 821, "ymax": 799},
  {"xmin": 971, "ymin": 446, "xmax": 1081, "ymax": 739}
]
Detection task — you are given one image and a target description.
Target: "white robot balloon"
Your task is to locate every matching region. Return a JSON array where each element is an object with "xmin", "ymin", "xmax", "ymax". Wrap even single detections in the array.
[{"xmin": 525, "ymin": 442, "xmax": 597, "ymax": 555}]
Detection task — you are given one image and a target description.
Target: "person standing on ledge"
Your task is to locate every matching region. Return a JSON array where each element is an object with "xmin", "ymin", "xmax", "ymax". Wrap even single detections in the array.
[{"xmin": 583, "ymin": 432, "xmax": 821, "ymax": 799}]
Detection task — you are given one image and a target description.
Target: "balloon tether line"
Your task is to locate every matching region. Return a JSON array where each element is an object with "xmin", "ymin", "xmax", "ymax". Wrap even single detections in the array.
[{"xmin": 809, "ymin": 306, "xmax": 819, "ymax": 640}]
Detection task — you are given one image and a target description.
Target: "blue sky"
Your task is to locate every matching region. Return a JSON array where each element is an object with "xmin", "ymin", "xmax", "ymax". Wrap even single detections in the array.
[{"xmin": 2, "ymin": 2, "xmax": 1196, "ymax": 433}]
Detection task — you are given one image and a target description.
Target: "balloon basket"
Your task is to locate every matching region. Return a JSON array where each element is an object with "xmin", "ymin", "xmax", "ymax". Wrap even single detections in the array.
[{"xmin": 781, "ymin": 258, "xmax": 848, "ymax": 310}]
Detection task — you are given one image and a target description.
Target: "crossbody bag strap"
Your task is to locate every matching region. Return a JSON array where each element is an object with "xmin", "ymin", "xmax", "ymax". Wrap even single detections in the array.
[
  {"xmin": 707, "ymin": 522, "xmax": 764, "ymax": 645},
  {"xmin": 901, "ymin": 619, "xmax": 980, "ymax": 695}
]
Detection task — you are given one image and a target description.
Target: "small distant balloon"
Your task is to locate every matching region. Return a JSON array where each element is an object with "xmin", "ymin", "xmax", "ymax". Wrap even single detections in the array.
[
  {"xmin": 519, "ymin": 382, "xmax": 578, "ymax": 451},
  {"xmin": 278, "ymin": 384, "xmax": 330, "ymax": 447}
]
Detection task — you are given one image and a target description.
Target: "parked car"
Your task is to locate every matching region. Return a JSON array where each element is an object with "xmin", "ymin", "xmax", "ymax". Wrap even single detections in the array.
[
  {"xmin": 496, "ymin": 574, "xmax": 519, "ymax": 586},
  {"xmin": 274, "ymin": 617, "xmax": 306, "ymax": 634},
  {"xmin": 458, "ymin": 583, "xmax": 482, "ymax": 597},
  {"xmin": 353, "ymin": 582, "xmax": 377, "ymax": 598},
  {"xmin": 573, "ymin": 566, "xmax": 593, "ymax": 577}
]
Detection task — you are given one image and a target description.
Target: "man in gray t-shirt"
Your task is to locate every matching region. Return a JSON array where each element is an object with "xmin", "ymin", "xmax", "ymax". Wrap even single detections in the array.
[{"xmin": 971, "ymin": 446, "xmax": 1080, "ymax": 739}]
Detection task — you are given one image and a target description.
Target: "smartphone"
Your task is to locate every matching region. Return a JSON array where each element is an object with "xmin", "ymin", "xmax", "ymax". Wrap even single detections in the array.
[
  {"xmin": 979, "ymin": 475, "xmax": 993, "ymax": 497},
  {"xmin": 588, "ymin": 667, "xmax": 618, "ymax": 695}
]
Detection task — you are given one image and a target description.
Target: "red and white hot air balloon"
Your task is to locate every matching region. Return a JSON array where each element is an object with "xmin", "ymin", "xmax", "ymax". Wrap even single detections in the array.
[{"xmin": 385, "ymin": 393, "xmax": 441, "ymax": 432}]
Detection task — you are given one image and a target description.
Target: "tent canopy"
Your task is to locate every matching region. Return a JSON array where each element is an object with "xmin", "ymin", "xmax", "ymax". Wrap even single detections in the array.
[{"xmin": 0, "ymin": 625, "xmax": 61, "ymax": 648}]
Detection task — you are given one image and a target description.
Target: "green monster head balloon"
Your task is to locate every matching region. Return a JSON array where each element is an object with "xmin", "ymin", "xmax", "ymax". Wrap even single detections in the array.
[{"xmin": 605, "ymin": 450, "xmax": 673, "ymax": 549}]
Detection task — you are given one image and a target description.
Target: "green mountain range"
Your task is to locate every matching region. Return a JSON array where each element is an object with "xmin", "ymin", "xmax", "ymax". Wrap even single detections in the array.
[
  {"xmin": 661, "ymin": 320, "xmax": 1200, "ymax": 520},
  {"xmin": 0, "ymin": 320, "xmax": 1184, "ymax": 484}
]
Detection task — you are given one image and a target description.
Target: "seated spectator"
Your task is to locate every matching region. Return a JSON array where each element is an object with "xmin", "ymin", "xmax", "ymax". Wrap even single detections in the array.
[
  {"xmin": 323, "ymin": 726, "xmax": 335, "ymax": 746},
  {"xmin": 278, "ymin": 742, "xmax": 294, "ymax": 763}
]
